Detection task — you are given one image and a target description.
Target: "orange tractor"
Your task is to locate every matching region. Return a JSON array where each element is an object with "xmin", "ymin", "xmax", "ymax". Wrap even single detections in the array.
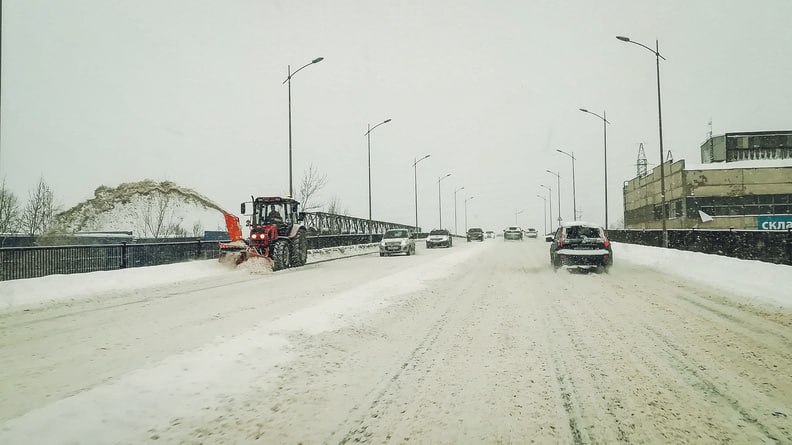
[{"xmin": 219, "ymin": 197, "xmax": 309, "ymax": 271}]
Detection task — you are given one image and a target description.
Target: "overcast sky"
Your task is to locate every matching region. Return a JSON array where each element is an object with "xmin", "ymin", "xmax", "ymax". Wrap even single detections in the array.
[{"xmin": 2, "ymin": 0, "xmax": 791, "ymax": 233}]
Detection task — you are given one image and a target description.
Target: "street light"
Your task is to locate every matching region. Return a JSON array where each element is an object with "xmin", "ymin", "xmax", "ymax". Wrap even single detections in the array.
[
  {"xmin": 437, "ymin": 173, "xmax": 452, "ymax": 229},
  {"xmin": 283, "ymin": 57, "xmax": 324, "ymax": 198},
  {"xmin": 579, "ymin": 108, "xmax": 610, "ymax": 228},
  {"xmin": 540, "ymin": 184, "xmax": 553, "ymax": 232},
  {"xmin": 546, "ymin": 170, "xmax": 562, "ymax": 225},
  {"xmin": 617, "ymin": 35, "xmax": 668, "ymax": 247},
  {"xmin": 365, "ymin": 118, "xmax": 393, "ymax": 242},
  {"xmin": 515, "ymin": 209, "xmax": 524, "ymax": 225},
  {"xmin": 453, "ymin": 186, "xmax": 465, "ymax": 235},
  {"xmin": 464, "ymin": 196, "xmax": 475, "ymax": 233},
  {"xmin": 536, "ymin": 195, "xmax": 547, "ymax": 235},
  {"xmin": 413, "ymin": 154, "xmax": 431, "ymax": 232},
  {"xmin": 556, "ymin": 149, "xmax": 577, "ymax": 221}
]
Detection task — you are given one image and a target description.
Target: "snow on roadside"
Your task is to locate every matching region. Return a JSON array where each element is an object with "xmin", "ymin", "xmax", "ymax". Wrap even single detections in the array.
[
  {"xmin": 0, "ymin": 242, "xmax": 479, "ymax": 444},
  {"xmin": 0, "ymin": 245, "xmax": 378, "ymax": 311},
  {"xmin": 615, "ymin": 242, "xmax": 792, "ymax": 308}
]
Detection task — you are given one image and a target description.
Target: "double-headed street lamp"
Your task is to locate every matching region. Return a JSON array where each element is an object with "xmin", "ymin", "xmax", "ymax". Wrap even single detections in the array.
[
  {"xmin": 437, "ymin": 173, "xmax": 452, "ymax": 230},
  {"xmin": 617, "ymin": 35, "xmax": 668, "ymax": 247},
  {"xmin": 464, "ymin": 196, "xmax": 475, "ymax": 232},
  {"xmin": 365, "ymin": 118, "xmax": 392, "ymax": 241},
  {"xmin": 556, "ymin": 149, "xmax": 577, "ymax": 221},
  {"xmin": 536, "ymin": 195, "xmax": 547, "ymax": 235},
  {"xmin": 540, "ymin": 184, "xmax": 553, "ymax": 231},
  {"xmin": 454, "ymin": 186, "xmax": 465, "ymax": 235},
  {"xmin": 283, "ymin": 57, "xmax": 324, "ymax": 198},
  {"xmin": 545, "ymin": 170, "xmax": 562, "ymax": 225},
  {"xmin": 413, "ymin": 154, "xmax": 431, "ymax": 232},
  {"xmin": 579, "ymin": 108, "xmax": 610, "ymax": 228}
]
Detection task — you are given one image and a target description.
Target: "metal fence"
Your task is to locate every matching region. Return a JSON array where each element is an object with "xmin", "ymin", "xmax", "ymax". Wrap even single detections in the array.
[
  {"xmin": 0, "ymin": 235, "xmax": 388, "ymax": 281},
  {"xmin": 0, "ymin": 241, "xmax": 222, "ymax": 281},
  {"xmin": 608, "ymin": 228, "xmax": 792, "ymax": 265}
]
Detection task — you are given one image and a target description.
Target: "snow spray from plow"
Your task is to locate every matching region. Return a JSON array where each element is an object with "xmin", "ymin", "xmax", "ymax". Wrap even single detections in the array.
[{"xmin": 54, "ymin": 180, "xmax": 232, "ymax": 233}]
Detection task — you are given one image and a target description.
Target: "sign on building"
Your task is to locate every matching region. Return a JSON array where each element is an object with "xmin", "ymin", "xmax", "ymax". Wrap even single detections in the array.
[{"xmin": 757, "ymin": 215, "xmax": 792, "ymax": 230}]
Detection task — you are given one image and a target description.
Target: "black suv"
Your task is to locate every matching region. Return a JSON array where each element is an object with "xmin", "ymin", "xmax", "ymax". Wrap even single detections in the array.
[
  {"xmin": 549, "ymin": 222, "xmax": 613, "ymax": 272},
  {"xmin": 466, "ymin": 227, "xmax": 484, "ymax": 242}
]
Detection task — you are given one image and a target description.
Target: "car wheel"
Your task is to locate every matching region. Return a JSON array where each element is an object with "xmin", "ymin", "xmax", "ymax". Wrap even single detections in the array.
[{"xmin": 380, "ymin": 252, "xmax": 384, "ymax": 257}]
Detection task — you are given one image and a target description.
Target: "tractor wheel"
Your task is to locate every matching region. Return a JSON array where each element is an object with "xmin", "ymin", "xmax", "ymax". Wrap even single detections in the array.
[
  {"xmin": 290, "ymin": 229, "xmax": 308, "ymax": 267},
  {"xmin": 271, "ymin": 239, "xmax": 291, "ymax": 271}
]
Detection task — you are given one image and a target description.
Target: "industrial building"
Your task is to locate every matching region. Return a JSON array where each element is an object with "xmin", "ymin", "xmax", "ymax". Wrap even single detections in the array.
[{"xmin": 623, "ymin": 130, "xmax": 792, "ymax": 230}]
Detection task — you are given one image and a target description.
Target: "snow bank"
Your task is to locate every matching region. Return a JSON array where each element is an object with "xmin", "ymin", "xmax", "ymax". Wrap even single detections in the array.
[
  {"xmin": 0, "ymin": 245, "xmax": 378, "ymax": 310},
  {"xmin": 0, "ymin": 260, "xmax": 234, "ymax": 310},
  {"xmin": 615, "ymin": 243, "xmax": 792, "ymax": 308}
]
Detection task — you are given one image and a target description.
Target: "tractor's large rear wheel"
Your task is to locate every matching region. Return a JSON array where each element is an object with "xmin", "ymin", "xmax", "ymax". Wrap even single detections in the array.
[
  {"xmin": 290, "ymin": 229, "xmax": 308, "ymax": 267},
  {"xmin": 272, "ymin": 239, "xmax": 291, "ymax": 271}
]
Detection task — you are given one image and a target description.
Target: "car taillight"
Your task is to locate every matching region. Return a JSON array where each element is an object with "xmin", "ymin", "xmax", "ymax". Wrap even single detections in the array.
[
  {"xmin": 251, "ymin": 233, "xmax": 258, "ymax": 239},
  {"xmin": 603, "ymin": 240, "xmax": 610, "ymax": 248}
]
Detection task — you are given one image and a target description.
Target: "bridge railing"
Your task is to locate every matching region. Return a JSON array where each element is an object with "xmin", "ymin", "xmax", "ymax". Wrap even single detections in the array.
[{"xmin": 0, "ymin": 234, "xmax": 388, "ymax": 281}]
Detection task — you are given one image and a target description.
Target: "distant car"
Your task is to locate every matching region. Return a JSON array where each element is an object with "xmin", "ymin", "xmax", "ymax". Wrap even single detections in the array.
[
  {"xmin": 549, "ymin": 222, "xmax": 613, "ymax": 272},
  {"xmin": 426, "ymin": 229, "xmax": 453, "ymax": 248},
  {"xmin": 380, "ymin": 229, "xmax": 416, "ymax": 256},
  {"xmin": 525, "ymin": 228, "xmax": 538, "ymax": 238},
  {"xmin": 467, "ymin": 227, "xmax": 484, "ymax": 242},
  {"xmin": 504, "ymin": 226, "xmax": 523, "ymax": 240},
  {"xmin": 485, "ymin": 231, "xmax": 495, "ymax": 239}
]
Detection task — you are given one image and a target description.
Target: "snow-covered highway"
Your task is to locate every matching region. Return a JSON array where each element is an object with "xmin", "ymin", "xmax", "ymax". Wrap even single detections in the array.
[{"xmin": 1, "ymin": 240, "xmax": 791, "ymax": 444}]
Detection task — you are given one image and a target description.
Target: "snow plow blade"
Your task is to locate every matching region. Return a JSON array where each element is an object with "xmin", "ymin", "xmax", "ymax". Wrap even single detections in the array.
[{"xmin": 218, "ymin": 241, "xmax": 273, "ymax": 268}]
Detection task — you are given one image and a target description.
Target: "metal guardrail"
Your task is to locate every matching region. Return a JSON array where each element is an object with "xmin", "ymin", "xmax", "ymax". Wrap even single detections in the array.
[
  {"xmin": 0, "ymin": 235, "xmax": 389, "ymax": 281},
  {"xmin": 608, "ymin": 228, "xmax": 792, "ymax": 265},
  {"xmin": 303, "ymin": 212, "xmax": 416, "ymax": 235}
]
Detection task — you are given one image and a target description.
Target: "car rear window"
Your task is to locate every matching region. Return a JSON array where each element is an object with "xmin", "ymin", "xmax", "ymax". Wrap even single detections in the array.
[
  {"xmin": 430, "ymin": 230, "xmax": 448, "ymax": 235},
  {"xmin": 565, "ymin": 226, "xmax": 603, "ymax": 239},
  {"xmin": 384, "ymin": 230, "xmax": 408, "ymax": 239}
]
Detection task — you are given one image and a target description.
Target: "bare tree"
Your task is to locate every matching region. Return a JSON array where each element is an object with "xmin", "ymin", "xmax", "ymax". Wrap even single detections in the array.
[
  {"xmin": 191, "ymin": 220, "xmax": 204, "ymax": 238},
  {"xmin": 20, "ymin": 177, "xmax": 57, "ymax": 236},
  {"xmin": 298, "ymin": 164, "xmax": 328, "ymax": 212},
  {"xmin": 134, "ymin": 191, "xmax": 184, "ymax": 239},
  {"xmin": 0, "ymin": 180, "xmax": 21, "ymax": 234},
  {"xmin": 326, "ymin": 194, "xmax": 350, "ymax": 216}
]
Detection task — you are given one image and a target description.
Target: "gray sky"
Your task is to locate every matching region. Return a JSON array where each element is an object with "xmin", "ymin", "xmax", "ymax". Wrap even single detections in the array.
[{"xmin": 2, "ymin": 0, "xmax": 791, "ymax": 233}]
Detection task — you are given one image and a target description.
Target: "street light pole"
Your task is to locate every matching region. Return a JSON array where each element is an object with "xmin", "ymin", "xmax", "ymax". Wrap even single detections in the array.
[
  {"xmin": 546, "ymin": 170, "xmax": 562, "ymax": 225},
  {"xmin": 454, "ymin": 186, "xmax": 465, "ymax": 235},
  {"xmin": 437, "ymin": 174, "xmax": 451, "ymax": 230},
  {"xmin": 464, "ymin": 196, "xmax": 475, "ymax": 233},
  {"xmin": 579, "ymin": 108, "xmax": 610, "ymax": 228},
  {"xmin": 617, "ymin": 35, "xmax": 668, "ymax": 247},
  {"xmin": 365, "ymin": 118, "xmax": 392, "ymax": 242},
  {"xmin": 540, "ymin": 184, "xmax": 553, "ymax": 232},
  {"xmin": 556, "ymin": 149, "xmax": 577, "ymax": 221},
  {"xmin": 283, "ymin": 57, "xmax": 324, "ymax": 198},
  {"xmin": 413, "ymin": 154, "xmax": 431, "ymax": 232},
  {"xmin": 515, "ymin": 209, "xmax": 524, "ymax": 225},
  {"xmin": 537, "ymin": 195, "xmax": 547, "ymax": 234}
]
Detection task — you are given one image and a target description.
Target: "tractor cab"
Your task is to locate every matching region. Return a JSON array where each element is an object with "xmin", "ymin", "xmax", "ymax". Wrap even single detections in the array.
[{"xmin": 245, "ymin": 197, "xmax": 303, "ymax": 237}]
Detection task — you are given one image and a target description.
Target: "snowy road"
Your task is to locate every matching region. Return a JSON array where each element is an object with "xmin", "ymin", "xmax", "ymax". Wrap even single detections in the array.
[{"xmin": 1, "ymin": 240, "xmax": 791, "ymax": 443}]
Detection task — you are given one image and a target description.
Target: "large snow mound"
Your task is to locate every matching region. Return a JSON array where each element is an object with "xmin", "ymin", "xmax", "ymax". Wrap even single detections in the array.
[{"xmin": 615, "ymin": 242, "xmax": 792, "ymax": 308}]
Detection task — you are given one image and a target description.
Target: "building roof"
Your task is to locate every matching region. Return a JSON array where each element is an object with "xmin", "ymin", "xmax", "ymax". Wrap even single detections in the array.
[{"xmin": 684, "ymin": 158, "xmax": 792, "ymax": 171}]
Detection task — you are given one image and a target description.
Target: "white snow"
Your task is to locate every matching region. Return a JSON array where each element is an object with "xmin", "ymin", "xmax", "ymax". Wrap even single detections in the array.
[
  {"xmin": 615, "ymin": 242, "xmax": 792, "ymax": 308},
  {"xmin": 0, "ymin": 245, "xmax": 378, "ymax": 310},
  {"xmin": 0, "ymin": 242, "xmax": 481, "ymax": 444}
]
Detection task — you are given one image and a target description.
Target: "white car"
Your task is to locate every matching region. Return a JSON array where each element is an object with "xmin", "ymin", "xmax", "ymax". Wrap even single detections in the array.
[
  {"xmin": 379, "ymin": 229, "xmax": 416, "ymax": 256},
  {"xmin": 426, "ymin": 229, "xmax": 453, "ymax": 248},
  {"xmin": 525, "ymin": 228, "xmax": 538, "ymax": 238},
  {"xmin": 504, "ymin": 226, "xmax": 523, "ymax": 240}
]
